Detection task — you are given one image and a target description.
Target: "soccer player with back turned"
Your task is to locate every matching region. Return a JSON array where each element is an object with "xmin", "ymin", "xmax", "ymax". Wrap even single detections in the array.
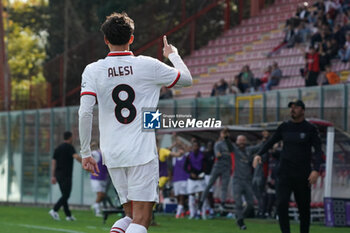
[
  {"xmin": 253, "ymin": 100, "xmax": 323, "ymax": 233},
  {"xmin": 78, "ymin": 13, "xmax": 192, "ymax": 233}
]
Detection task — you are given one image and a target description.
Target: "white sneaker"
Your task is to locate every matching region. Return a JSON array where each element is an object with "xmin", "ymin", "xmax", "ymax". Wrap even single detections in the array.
[
  {"xmin": 66, "ymin": 216, "xmax": 76, "ymax": 221},
  {"xmin": 49, "ymin": 209, "xmax": 60, "ymax": 221},
  {"xmin": 95, "ymin": 209, "xmax": 103, "ymax": 217}
]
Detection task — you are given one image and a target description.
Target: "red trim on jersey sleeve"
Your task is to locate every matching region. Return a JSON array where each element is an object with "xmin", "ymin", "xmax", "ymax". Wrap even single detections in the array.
[
  {"xmin": 81, "ymin": 91, "xmax": 97, "ymax": 97},
  {"xmin": 110, "ymin": 227, "xmax": 125, "ymax": 233},
  {"xmin": 107, "ymin": 51, "xmax": 134, "ymax": 57},
  {"xmin": 166, "ymin": 71, "xmax": 181, "ymax": 88}
]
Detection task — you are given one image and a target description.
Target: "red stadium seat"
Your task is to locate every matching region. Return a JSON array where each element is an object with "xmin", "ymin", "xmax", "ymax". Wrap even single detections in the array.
[{"xmin": 174, "ymin": 0, "xmax": 343, "ymax": 98}]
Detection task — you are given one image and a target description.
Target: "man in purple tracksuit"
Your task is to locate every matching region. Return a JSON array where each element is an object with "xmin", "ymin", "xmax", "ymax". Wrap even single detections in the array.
[
  {"xmin": 90, "ymin": 142, "xmax": 109, "ymax": 217},
  {"xmin": 172, "ymin": 154, "xmax": 190, "ymax": 218},
  {"xmin": 184, "ymin": 141, "xmax": 206, "ymax": 219}
]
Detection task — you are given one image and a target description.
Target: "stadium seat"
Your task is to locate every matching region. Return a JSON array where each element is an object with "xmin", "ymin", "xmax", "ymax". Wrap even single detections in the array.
[{"xmin": 175, "ymin": 0, "xmax": 350, "ymax": 98}]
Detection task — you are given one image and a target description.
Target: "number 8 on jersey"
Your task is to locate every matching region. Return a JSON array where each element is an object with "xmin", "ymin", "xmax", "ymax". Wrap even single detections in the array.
[{"xmin": 112, "ymin": 84, "xmax": 136, "ymax": 124}]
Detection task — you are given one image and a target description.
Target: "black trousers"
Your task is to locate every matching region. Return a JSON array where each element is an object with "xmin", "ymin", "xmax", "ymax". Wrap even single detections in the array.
[
  {"xmin": 277, "ymin": 174, "xmax": 311, "ymax": 233},
  {"xmin": 53, "ymin": 177, "xmax": 72, "ymax": 217},
  {"xmin": 306, "ymin": 71, "xmax": 319, "ymax": 86}
]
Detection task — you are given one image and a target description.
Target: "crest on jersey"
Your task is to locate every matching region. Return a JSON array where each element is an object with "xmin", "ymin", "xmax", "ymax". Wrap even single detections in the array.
[{"xmin": 143, "ymin": 109, "xmax": 162, "ymax": 129}]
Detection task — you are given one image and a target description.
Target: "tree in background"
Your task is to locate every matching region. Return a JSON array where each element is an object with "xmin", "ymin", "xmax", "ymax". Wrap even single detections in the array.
[
  {"xmin": 46, "ymin": 0, "xmax": 147, "ymax": 59},
  {"xmin": 5, "ymin": 0, "xmax": 49, "ymax": 109}
]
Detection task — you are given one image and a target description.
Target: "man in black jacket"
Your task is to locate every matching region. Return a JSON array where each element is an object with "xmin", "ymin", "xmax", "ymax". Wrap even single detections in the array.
[
  {"xmin": 49, "ymin": 131, "xmax": 81, "ymax": 221},
  {"xmin": 253, "ymin": 100, "xmax": 323, "ymax": 233}
]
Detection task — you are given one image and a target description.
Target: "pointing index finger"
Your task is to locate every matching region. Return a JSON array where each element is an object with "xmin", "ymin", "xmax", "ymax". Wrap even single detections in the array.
[{"xmin": 163, "ymin": 35, "xmax": 168, "ymax": 46}]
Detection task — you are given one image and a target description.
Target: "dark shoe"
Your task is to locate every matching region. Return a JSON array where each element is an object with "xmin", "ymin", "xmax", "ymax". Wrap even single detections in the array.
[{"xmin": 237, "ymin": 219, "xmax": 247, "ymax": 230}]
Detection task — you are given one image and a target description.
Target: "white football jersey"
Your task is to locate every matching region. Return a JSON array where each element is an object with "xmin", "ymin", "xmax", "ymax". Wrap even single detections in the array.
[{"xmin": 81, "ymin": 51, "xmax": 180, "ymax": 168}]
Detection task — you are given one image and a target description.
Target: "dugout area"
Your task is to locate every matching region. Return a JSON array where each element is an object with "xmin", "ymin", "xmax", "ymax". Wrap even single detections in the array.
[{"xmin": 157, "ymin": 119, "xmax": 350, "ymax": 226}]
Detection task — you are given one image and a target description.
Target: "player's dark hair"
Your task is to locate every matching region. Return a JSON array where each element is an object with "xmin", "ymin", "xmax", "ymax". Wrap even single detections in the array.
[
  {"xmin": 101, "ymin": 12, "xmax": 134, "ymax": 45},
  {"xmin": 64, "ymin": 131, "xmax": 72, "ymax": 140}
]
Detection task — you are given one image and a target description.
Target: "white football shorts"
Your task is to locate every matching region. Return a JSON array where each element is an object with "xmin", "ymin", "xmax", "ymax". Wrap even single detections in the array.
[
  {"xmin": 173, "ymin": 180, "xmax": 188, "ymax": 196},
  {"xmin": 108, "ymin": 158, "xmax": 159, "ymax": 205},
  {"xmin": 90, "ymin": 179, "xmax": 108, "ymax": 193},
  {"xmin": 187, "ymin": 178, "xmax": 206, "ymax": 194}
]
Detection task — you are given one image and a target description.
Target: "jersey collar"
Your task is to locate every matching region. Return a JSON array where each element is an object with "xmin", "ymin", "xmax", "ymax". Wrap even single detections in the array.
[{"xmin": 107, "ymin": 51, "xmax": 134, "ymax": 57}]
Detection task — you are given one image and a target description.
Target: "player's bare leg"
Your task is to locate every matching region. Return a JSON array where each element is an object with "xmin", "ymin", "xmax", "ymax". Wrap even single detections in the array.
[
  {"xmin": 96, "ymin": 192, "xmax": 105, "ymax": 203},
  {"xmin": 129, "ymin": 201, "xmax": 155, "ymax": 228},
  {"xmin": 123, "ymin": 202, "xmax": 133, "ymax": 218},
  {"xmin": 176, "ymin": 195, "xmax": 185, "ymax": 218},
  {"xmin": 110, "ymin": 202, "xmax": 133, "ymax": 233},
  {"xmin": 92, "ymin": 192, "xmax": 105, "ymax": 216}
]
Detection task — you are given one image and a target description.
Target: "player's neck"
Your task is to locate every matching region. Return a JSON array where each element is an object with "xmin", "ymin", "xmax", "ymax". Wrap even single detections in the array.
[{"xmin": 108, "ymin": 44, "xmax": 130, "ymax": 52}]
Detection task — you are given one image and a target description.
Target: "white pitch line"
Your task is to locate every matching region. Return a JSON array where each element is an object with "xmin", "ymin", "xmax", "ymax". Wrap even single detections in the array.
[{"xmin": 17, "ymin": 224, "xmax": 85, "ymax": 233}]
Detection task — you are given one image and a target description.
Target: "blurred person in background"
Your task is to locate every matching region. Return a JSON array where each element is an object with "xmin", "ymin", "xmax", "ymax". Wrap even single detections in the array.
[
  {"xmin": 323, "ymin": 65, "xmax": 341, "ymax": 85},
  {"xmin": 305, "ymin": 46, "xmax": 320, "ymax": 86},
  {"xmin": 265, "ymin": 142, "xmax": 282, "ymax": 218},
  {"xmin": 211, "ymin": 83, "xmax": 219, "ymax": 96},
  {"xmin": 229, "ymin": 75, "xmax": 243, "ymax": 94},
  {"xmin": 252, "ymin": 130, "xmax": 270, "ymax": 218},
  {"xmin": 200, "ymin": 129, "xmax": 233, "ymax": 216},
  {"xmin": 266, "ymin": 62, "xmax": 282, "ymax": 91},
  {"xmin": 238, "ymin": 65, "xmax": 254, "ymax": 92},
  {"xmin": 184, "ymin": 140, "xmax": 206, "ymax": 219},
  {"xmin": 338, "ymin": 32, "xmax": 350, "ymax": 62},
  {"xmin": 202, "ymin": 141, "xmax": 216, "ymax": 218},
  {"xmin": 172, "ymin": 149, "xmax": 190, "ymax": 219},
  {"xmin": 216, "ymin": 78, "xmax": 229, "ymax": 96},
  {"xmin": 90, "ymin": 141, "xmax": 109, "ymax": 217},
  {"xmin": 49, "ymin": 131, "xmax": 81, "ymax": 221},
  {"xmin": 157, "ymin": 139, "xmax": 184, "ymax": 202},
  {"xmin": 257, "ymin": 66, "xmax": 272, "ymax": 91},
  {"xmin": 231, "ymin": 135, "xmax": 264, "ymax": 230}
]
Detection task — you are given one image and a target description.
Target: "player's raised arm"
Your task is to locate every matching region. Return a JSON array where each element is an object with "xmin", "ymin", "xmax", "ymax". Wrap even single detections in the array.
[{"xmin": 161, "ymin": 35, "xmax": 192, "ymax": 87}]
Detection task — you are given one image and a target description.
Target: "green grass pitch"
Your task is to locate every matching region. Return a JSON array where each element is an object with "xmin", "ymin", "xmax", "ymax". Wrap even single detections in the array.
[{"xmin": 0, "ymin": 205, "xmax": 348, "ymax": 233}]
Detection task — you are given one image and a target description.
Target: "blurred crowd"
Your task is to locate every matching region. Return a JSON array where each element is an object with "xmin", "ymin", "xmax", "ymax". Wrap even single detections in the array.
[
  {"xmin": 210, "ymin": 62, "xmax": 283, "ymax": 97},
  {"xmin": 275, "ymin": 0, "xmax": 347, "ymax": 86}
]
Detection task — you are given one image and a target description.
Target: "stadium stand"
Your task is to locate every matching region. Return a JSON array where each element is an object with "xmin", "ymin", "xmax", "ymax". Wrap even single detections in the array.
[{"xmin": 176, "ymin": 0, "xmax": 350, "ymax": 98}]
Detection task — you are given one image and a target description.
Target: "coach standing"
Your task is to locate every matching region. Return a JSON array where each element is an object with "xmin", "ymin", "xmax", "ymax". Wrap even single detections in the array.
[
  {"xmin": 253, "ymin": 100, "xmax": 323, "ymax": 233},
  {"xmin": 49, "ymin": 131, "xmax": 82, "ymax": 221}
]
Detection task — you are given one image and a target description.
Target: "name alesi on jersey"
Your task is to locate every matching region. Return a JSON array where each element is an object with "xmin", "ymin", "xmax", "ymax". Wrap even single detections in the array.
[{"xmin": 108, "ymin": 66, "xmax": 133, "ymax": 77}]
